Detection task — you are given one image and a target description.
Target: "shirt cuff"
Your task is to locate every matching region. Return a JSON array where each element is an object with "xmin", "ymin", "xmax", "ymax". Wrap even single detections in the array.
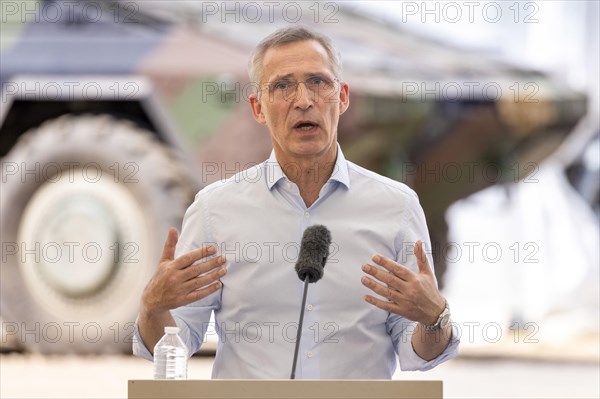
[
  {"xmin": 132, "ymin": 316, "xmax": 154, "ymax": 361},
  {"xmin": 398, "ymin": 322, "xmax": 460, "ymax": 371}
]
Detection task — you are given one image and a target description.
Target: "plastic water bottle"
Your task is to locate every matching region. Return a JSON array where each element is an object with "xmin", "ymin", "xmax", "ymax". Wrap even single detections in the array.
[{"xmin": 153, "ymin": 326, "xmax": 188, "ymax": 380}]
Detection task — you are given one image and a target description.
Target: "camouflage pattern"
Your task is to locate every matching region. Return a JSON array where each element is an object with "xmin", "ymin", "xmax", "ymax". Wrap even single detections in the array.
[{"xmin": 0, "ymin": 0, "xmax": 587, "ymax": 352}]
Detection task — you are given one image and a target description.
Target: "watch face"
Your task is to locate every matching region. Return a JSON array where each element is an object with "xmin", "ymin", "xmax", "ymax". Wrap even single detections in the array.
[{"xmin": 440, "ymin": 314, "xmax": 451, "ymax": 328}]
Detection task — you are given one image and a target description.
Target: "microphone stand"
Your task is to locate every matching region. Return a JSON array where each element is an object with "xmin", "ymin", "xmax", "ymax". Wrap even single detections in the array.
[{"xmin": 290, "ymin": 275, "xmax": 310, "ymax": 379}]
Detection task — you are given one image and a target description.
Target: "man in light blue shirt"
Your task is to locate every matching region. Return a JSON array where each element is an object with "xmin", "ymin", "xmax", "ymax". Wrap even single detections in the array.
[{"xmin": 133, "ymin": 27, "xmax": 459, "ymax": 378}]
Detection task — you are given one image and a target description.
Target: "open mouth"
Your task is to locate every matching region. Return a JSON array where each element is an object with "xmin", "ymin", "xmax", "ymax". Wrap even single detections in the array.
[{"xmin": 293, "ymin": 121, "xmax": 319, "ymax": 131}]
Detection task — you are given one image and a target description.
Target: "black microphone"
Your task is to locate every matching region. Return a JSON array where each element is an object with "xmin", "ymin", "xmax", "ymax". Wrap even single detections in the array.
[{"xmin": 290, "ymin": 225, "xmax": 331, "ymax": 379}]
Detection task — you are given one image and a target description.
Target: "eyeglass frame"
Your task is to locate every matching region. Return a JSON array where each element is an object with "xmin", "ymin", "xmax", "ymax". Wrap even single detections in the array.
[{"xmin": 258, "ymin": 75, "xmax": 342, "ymax": 102}]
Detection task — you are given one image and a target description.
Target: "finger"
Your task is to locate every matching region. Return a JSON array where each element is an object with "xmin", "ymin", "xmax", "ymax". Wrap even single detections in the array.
[
  {"xmin": 369, "ymin": 255, "xmax": 412, "ymax": 282},
  {"xmin": 361, "ymin": 275, "xmax": 402, "ymax": 302},
  {"xmin": 415, "ymin": 240, "xmax": 432, "ymax": 275},
  {"xmin": 361, "ymin": 263, "xmax": 406, "ymax": 291},
  {"xmin": 161, "ymin": 228, "xmax": 179, "ymax": 262},
  {"xmin": 182, "ymin": 266, "xmax": 227, "ymax": 293},
  {"xmin": 182, "ymin": 255, "xmax": 228, "ymax": 282},
  {"xmin": 172, "ymin": 245, "xmax": 218, "ymax": 270},
  {"xmin": 364, "ymin": 294, "xmax": 400, "ymax": 313},
  {"xmin": 184, "ymin": 281, "xmax": 222, "ymax": 304}
]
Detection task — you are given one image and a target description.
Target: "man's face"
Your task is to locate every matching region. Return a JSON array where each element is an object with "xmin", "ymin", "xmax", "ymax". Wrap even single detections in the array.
[{"xmin": 250, "ymin": 40, "xmax": 349, "ymax": 164}]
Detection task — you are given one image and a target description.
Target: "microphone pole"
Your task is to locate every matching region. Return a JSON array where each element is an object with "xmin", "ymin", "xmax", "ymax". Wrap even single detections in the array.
[
  {"xmin": 290, "ymin": 276, "xmax": 310, "ymax": 380},
  {"xmin": 289, "ymin": 224, "xmax": 330, "ymax": 379}
]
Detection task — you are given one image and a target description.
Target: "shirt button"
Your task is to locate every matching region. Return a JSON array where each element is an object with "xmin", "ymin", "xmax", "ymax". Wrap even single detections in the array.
[
  {"xmin": 306, "ymin": 304, "xmax": 313, "ymax": 311},
  {"xmin": 304, "ymin": 212, "xmax": 310, "ymax": 218},
  {"xmin": 307, "ymin": 351, "xmax": 314, "ymax": 358}
]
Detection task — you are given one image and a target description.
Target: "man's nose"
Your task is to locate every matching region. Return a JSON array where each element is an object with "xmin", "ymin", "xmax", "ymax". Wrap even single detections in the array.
[{"xmin": 293, "ymin": 82, "xmax": 314, "ymax": 110}]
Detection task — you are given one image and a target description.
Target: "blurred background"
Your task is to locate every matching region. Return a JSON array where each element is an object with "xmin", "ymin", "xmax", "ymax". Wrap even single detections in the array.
[{"xmin": 1, "ymin": 0, "xmax": 598, "ymax": 398}]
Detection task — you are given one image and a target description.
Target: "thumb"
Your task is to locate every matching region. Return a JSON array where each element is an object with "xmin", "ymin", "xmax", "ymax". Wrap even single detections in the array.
[
  {"xmin": 415, "ymin": 240, "xmax": 432, "ymax": 275},
  {"xmin": 161, "ymin": 228, "xmax": 179, "ymax": 262}
]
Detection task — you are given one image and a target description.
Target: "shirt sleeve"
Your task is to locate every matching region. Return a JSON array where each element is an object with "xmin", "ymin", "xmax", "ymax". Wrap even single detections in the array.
[
  {"xmin": 387, "ymin": 190, "xmax": 460, "ymax": 371},
  {"xmin": 396, "ymin": 321, "xmax": 461, "ymax": 371},
  {"xmin": 132, "ymin": 315, "xmax": 153, "ymax": 361},
  {"xmin": 132, "ymin": 191, "xmax": 221, "ymax": 360}
]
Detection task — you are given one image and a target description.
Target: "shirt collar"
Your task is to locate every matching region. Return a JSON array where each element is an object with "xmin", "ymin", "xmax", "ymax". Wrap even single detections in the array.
[{"xmin": 264, "ymin": 143, "xmax": 350, "ymax": 190}]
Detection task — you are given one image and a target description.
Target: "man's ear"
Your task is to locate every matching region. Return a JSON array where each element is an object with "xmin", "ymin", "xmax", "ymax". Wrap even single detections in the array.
[
  {"xmin": 338, "ymin": 81, "xmax": 350, "ymax": 114},
  {"xmin": 250, "ymin": 94, "xmax": 267, "ymax": 125}
]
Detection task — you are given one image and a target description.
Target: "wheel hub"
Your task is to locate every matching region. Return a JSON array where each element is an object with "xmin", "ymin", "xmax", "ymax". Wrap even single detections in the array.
[{"xmin": 34, "ymin": 193, "xmax": 118, "ymax": 297}]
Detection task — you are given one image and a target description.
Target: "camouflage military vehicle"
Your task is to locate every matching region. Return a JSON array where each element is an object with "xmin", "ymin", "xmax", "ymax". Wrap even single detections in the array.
[{"xmin": 0, "ymin": 1, "xmax": 586, "ymax": 353}]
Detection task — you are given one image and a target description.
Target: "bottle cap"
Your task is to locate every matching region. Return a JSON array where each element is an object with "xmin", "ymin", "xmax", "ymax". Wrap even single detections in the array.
[{"xmin": 164, "ymin": 326, "xmax": 180, "ymax": 334}]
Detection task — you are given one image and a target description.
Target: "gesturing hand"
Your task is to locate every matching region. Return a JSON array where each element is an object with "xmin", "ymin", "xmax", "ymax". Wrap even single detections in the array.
[
  {"xmin": 361, "ymin": 240, "xmax": 445, "ymax": 325},
  {"xmin": 141, "ymin": 228, "xmax": 227, "ymax": 315}
]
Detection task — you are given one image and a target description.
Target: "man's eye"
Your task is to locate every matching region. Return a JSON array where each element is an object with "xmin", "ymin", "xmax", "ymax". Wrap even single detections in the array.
[
  {"xmin": 274, "ymin": 81, "xmax": 290, "ymax": 90},
  {"xmin": 307, "ymin": 77, "xmax": 325, "ymax": 85}
]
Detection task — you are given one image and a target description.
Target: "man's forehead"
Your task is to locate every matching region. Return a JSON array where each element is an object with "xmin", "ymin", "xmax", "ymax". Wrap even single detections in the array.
[{"xmin": 261, "ymin": 39, "xmax": 333, "ymax": 79}]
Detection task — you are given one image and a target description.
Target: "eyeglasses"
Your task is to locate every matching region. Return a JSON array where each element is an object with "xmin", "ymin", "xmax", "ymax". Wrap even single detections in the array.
[{"xmin": 264, "ymin": 76, "xmax": 339, "ymax": 101}]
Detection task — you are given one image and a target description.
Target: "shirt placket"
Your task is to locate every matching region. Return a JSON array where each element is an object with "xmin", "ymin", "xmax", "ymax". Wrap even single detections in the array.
[
  {"xmin": 279, "ymin": 179, "xmax": 322, "ymax": 379},
  {"xmin": 299, "ymin": 207, "xmax": 321, "ymax": 379}
]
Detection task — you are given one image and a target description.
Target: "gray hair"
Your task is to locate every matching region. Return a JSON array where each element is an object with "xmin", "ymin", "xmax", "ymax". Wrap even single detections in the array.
[{"xmin": 248, "ymin": 26, "xmax": 343, "ymax": 87}]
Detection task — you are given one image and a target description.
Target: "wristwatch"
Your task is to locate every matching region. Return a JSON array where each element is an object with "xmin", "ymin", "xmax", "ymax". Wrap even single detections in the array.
[{"xmin": 421, "ymin": 300, "xmax": 451, "ymax": 331}]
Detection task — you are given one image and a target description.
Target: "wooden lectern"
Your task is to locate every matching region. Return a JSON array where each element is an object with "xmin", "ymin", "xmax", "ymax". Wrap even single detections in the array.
[{"xmin": 128, "ymin": 380, "xmax": 442, "ymax": 399}]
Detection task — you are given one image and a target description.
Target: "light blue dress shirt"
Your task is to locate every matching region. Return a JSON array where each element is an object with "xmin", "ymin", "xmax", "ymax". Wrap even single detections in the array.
[{"xmin": 133, "ymin": 145, "xmax": 459, "ymax": 378}]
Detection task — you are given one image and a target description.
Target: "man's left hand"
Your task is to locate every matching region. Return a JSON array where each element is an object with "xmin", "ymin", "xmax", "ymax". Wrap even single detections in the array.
[{"xmin": 361, "ymin": 240, "xmax": 445, "ymax": 325}]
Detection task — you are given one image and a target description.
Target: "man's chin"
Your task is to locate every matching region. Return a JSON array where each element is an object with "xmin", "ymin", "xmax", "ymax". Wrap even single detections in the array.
[{"xmin": 288, "ymin": 142, "xmax": 335, "ymax": 159}]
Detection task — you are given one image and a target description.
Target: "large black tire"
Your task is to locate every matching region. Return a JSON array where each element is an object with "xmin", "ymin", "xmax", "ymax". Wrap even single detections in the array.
[{"xmin": 0, "ymin": 114, "xmax": 196, "ymax": 354}]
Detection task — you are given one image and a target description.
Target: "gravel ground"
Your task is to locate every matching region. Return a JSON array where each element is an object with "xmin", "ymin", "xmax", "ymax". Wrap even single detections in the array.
[{"xmin": 0, "ymin": 354, "xmax": 598, "ymax": 399}]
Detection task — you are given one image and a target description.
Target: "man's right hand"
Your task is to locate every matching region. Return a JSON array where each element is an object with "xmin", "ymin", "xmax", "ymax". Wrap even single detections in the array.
[
  {"xmin": 142, "ymin": 228, "xmax": 227, "ymax": 313},
  {"xmin": 138, "ymin": 228, "xmax": 227, "ymax": 353}
]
